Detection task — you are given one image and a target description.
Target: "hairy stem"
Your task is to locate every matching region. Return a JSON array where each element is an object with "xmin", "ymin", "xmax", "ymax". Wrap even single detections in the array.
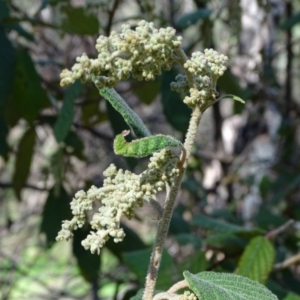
[{"xmin": 142, "ymin": 106, "xmax": 202, "ymax": 300}]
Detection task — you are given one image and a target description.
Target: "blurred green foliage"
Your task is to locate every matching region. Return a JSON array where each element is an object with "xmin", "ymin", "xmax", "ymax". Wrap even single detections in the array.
[{"xmin": 0, "ymin": 0, "xmax": 300, "ymax": 299}]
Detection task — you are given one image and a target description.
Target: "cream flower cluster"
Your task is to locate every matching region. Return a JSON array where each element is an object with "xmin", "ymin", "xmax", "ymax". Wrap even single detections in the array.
[
  {"xmin": 60, "ymin": 20, "xmax": 182, "ymax": 88},
  {"xmin": 180, "ymin": 291, "xmax": 197, "ymax": 300},
  {"xmin": 172, "ymin": 49, "xmax": 228, "ymax": 109},
  {"xmin": 56, "ymin": 149, "xmax": 179, "ymax": 254}
]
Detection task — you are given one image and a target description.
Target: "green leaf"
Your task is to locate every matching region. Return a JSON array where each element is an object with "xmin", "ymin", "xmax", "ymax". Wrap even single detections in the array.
[
  {"xmin": 179, "ymin": 252, "xmax": 207, "ymax": 274},
  {"xmin": 12, "ymin": 127, "xmax": 36, "ymax": 199},
  {"xmin": 270, "ymin": 173, "xmax": 300, "ymax": 205},
  {"xmin": 0, "ymin": 115, "xmax": 9, "ymax": 159},
  {"xmin": 123, "ymin": 248, "xmax": 176, "ymax": 290},
  {"xmin": 130, "ymin": 289, "xmax": 143, "ymax": 300},
  {"xmin": 283, "ymin": 293, "xmax": 300, "ymax": 300},
  {"xmin": 192, "ymin": 213, "xmax": 264, "ymax": 238},
  {"xmin": 184, "ymin": 271, "xmax": 278, "ymax": 300},
  {"xmin": 218, "ymin": 94, "xmax": 245, "ymax": 103},
  {"xmin": 61, "ymin": 5, "xmax": 99, "ymax": 35},
  {"xmin": 11, "ymin": 48, "xmax": 49, "ymax": 123},
  {"xmin": 64, "ymin": 130, "xmax": 86, "ymax": 160},
  {"xmin": 161, "ymin": 69, "xmax": 191, "ymax": 133},
  {"xmin": 175, "ymin": 8, "xmax": 211, "ymax": 30},
  {"xmin": 237, "ymin": 236, "xmax": 275, "ymax": 284},
  {"xmin": 133, "ymin": 79, "xmax": 161, "ymax": 105},
  {"xmin": 0, "ymin": 0, "xmax": 10, "ymax": 22},
  {"xmin": 53, "ymin": 80, "xmax": 82, "ymax": 143},
  {"xmin": 114, "ymin": 131, "xmax": 182, "ymax": 157},
  {"xmin": 0, "ymin": 28, "xmax": 15, "ymax": 108},
  {"xmin": 280, "ymin": 12, "xmax": 300, "ymax": 30},
  {"xmin": 40, "ymin": 185, "xmax": 72, "ymax": 247},
  {"xmin": 100, "ymin": 87, "xmax": 151, "ymax": 138},
  {"xmin": 106, "ymin": 223, "xmax": 146, "ymax": 261},
  {"xmin": 217, "ymin": 69, "xmax": 245, "ymax": 114},
  {"xmin": 106, "ymin": 98, "xmax": 137, "ymax": 170},
  {"xmin": 73, "ymin": 225, "xmax": 101, "ymax": 283}
]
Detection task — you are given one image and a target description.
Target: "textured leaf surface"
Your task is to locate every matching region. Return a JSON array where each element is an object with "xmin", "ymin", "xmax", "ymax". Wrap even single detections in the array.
[
  {"xmin": 54, "ymin": 80, "xmax": 82, "ymax": 142},
  {"xmin": 40, "ymin": 185, "xmax": 71, "ymax": 247},
  {"xmin": 12, "ymin": 127, "xmax": 36, "ymax": 199},
  {"xmin": 175, "ymin": 8, "xmax": 211, "ymax": 29},
  {"xmin": 100, "ymin": 87, "xmax": 151, "ymax": 138},
  {"xmin": 114, "ymin": 131, "xmax": 182, "ymax": 157},
  {"xmin": 184, "ymin": 271, "xmax": 278, "ymax": 300},
  {"xmin": 237, "ymin": 236, "xmax": 275, "ymax": 283}
]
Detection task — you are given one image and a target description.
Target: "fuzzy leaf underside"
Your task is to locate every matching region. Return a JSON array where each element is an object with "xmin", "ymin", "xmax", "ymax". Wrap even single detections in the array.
[
  {"xmin": 99, "ymin": 87, "xmax": 151, "ymax": 138},
  {"xmin": 114, "ymin": 133, "xmax": 182, "ymax": 157},
  {"xmin": 184, "ymin": 271, "xmax": 278, "ymax": 300},
  {"xmin": 236, "ymin": 236, "xmax": 275, "ymax": 284}
]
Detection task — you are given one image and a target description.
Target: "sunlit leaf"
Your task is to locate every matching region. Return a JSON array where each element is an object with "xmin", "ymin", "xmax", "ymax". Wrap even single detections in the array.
[
  {"xmin": 237, "ymin": 236, "xmax": 275, "ymax": 284},
  {"xmin": 184, "ymin": 271, "xmax": 278, "ymax": 300}
]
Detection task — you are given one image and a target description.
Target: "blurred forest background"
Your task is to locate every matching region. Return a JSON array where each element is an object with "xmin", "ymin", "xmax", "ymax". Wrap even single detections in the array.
[{"xmin": 1, "ymin": 0, "xmax": 300, "ymax": 299}]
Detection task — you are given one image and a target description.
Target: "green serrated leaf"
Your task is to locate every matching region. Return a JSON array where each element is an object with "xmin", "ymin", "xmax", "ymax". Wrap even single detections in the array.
[
  {"xmin": 106, "ymin": 98, "xmax": 137, "ymax": 170},
  {"xmin": 61, "ymin": 5, "xmax": 99, "ymax": 35},
  {"xmin": 100, "ymin": 87, "xmax": 151, "ymax": 138},
  {"xmin": 12, "ymin": 127, "xmax": 36, "ymax": 199},
  {"xmin": 218, "ymin": 94, "xmax": 245, "ymax": 103},
  {"xmin": 114, "ymin": 131, "xmax": 182, "ymax": 157},
  {"xmin": 11, "ymin": 48, "xmax": 49, "ymax": 123},
  {"xmin": 73, "ymin": 225, "xmax": 101, "ymax": 283},
  {"xmin": 175, "ymin": 8, "xmax": 211, "ymax": 30},
  {"xmin": 237, "ymin": 236, "xmax": 275, "ymax": 284},
  {"xmin": 54, "ymin": 80, "xmax": 82, "ymax": 143},
  {"xmin": 0, "ymin": 28, "xmax": 15, "ymax": 107},
  {"xmin": 184, "ymin": 271, "xmax": 278, "ymax": 300},
  {"xmin": 40, "ymin": 185, "xmax": 72, "ymax": 247}
]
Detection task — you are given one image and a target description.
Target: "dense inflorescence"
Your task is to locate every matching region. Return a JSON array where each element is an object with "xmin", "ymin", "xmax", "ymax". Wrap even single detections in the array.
[
  {"xmin": 60, "ymin": 20, "xmax": 182, "ymax": 88},
  {"xmin": 56, "ymin": 149, "xmax": 179, "ymax": 254},
  {"xmin": 171, "ymin": 49, "xmax": 228, "ymax": 109}
]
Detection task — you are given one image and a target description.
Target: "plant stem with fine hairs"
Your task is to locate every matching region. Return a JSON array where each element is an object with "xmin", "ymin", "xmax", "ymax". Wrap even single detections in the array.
[{"xmin": 142, "ymin": 106, "xmax": 202, "ymax": 300}]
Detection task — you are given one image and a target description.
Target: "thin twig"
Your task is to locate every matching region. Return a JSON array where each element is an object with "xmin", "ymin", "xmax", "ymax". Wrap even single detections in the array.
[
  {"xmin": 0, "ymin": 182, "xmax": 48, "ymax": 191},
  {"xmin": 167, "ymin": 279, "xmax": 188, "ymax": 294},
  {"xmin": 265, "ymin": 219, "xmax": 295, "ymax": 240},
  {"xmin": 106, "ymin": 0, "xmax": 120, "ymax": 36},
  {"xmin": 274, "ymin": 252, "xmax": 300, "ymax": 270}
]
